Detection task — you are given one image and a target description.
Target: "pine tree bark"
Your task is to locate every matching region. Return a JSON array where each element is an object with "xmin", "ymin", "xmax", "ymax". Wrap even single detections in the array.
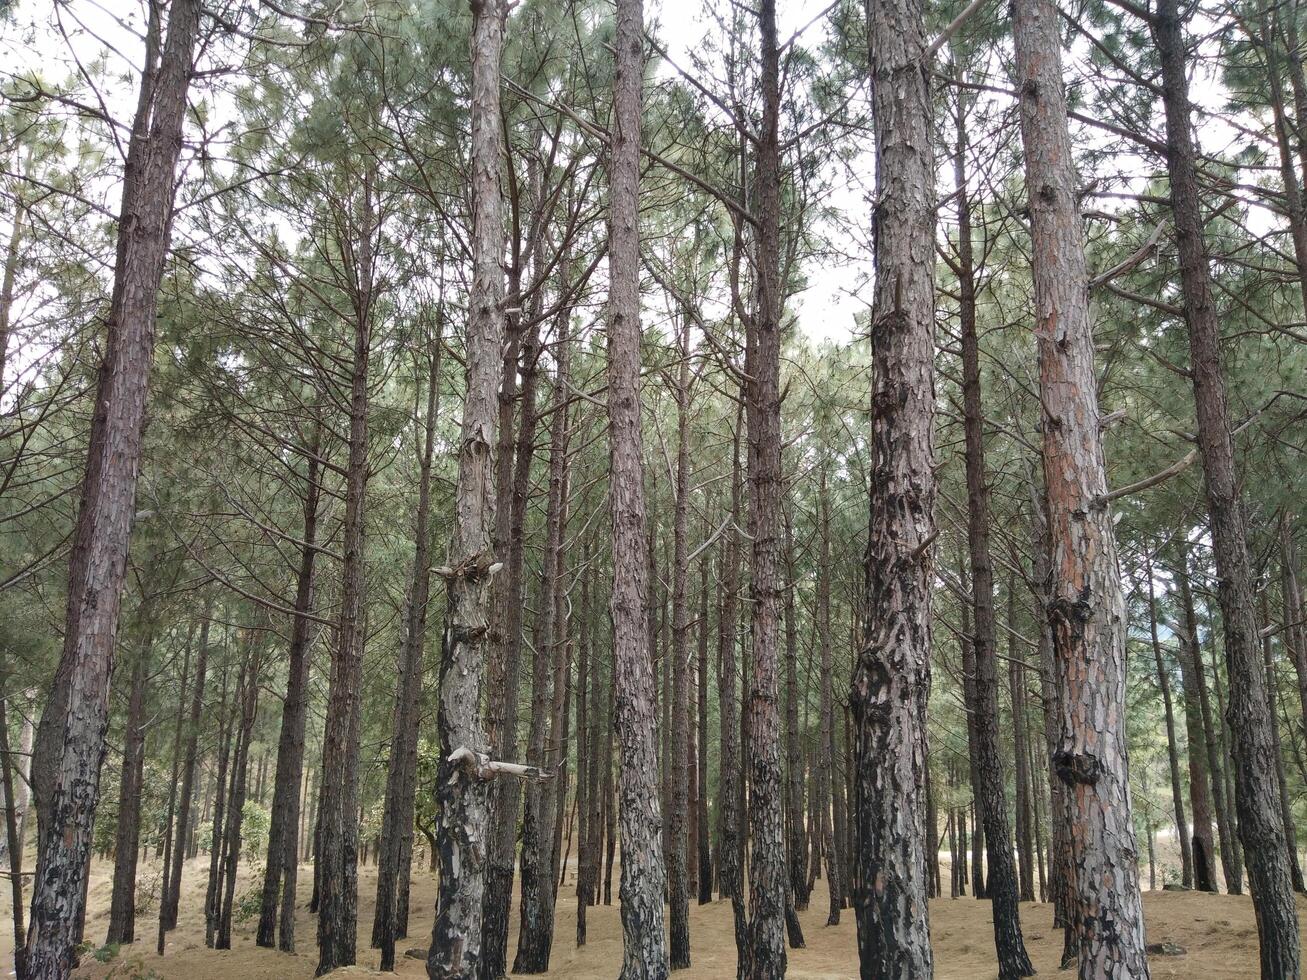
[
  {"xmin": 1263, "ymin": 591, "xmax": 1305, "ymax": 893},
  {"xmin": 1175, "ymin": 594, "xmax": 1219, "ymax": 894},
  {"xmin": 1012, "ymin": 0, "xmax": 1150, "ymax": 973},
  {"xmin": 851, "ymin": 0, "xmax": 936, "ymax": 973},
  {"xmin": 106, "ymin": 606, "xmax": 156, "ymax": 945},
  {"xmin": 667, "ymin": 314, "xmax": 692, "ymax": 970},
  {"xmin": 1152, "ymin": 8, "xmax": 1300, "ymax": 967},
  {"xmin": 606, "ymin": 0, "xmax": 671, "ymax": 972},
  {"xmin": 428, "ymin": 0, "xmax": 505, "ymax": 973},
  {"xmin": 1007, "ymin": 579, "xmax": 1036, "ymax": 904},
  {"xmin": 217, "ymin": 641, "xmax": 261, "ymax": 950},
  {"xmin": 25, "ymin": 2, "xmax": 200, "ymax": 973},
  {"xmin": 716, "ymin": 421, "xmax": 745, "ymax": 948},
  {"xmin": 160, "ymin": 611, "xmax": 209, "ymax": 942},
  {"xmin": 1145, "ymin": 558, "xmax": 1194, "ymax": 890},
  {"xmin": 783, "ymin": 515, "xmax": 806, "ymax": 917},
  {"xmin": 816, "ymin": 465, "xmax": 843, "ymax": 927},
  {"xmin": 740, "ymin": 2, "xmax": 789, "ymax": 974},
  {"xmin": 1177, "ymin": 556, "xmax": 1243, "ymax": 895},
  {"xmin": 696, "ymin": 551, "xmax": 713, "ymax": 906},
  {"xmin": 257, "ymin": 427, "xmax": 322, "ymax": 954},
  {"xmin": 514, "ymin": 315, "xmax": 572, "ymax": 974},
  {"xmin": 316, "ymin": 183, "xmax": 375, "ymax": 976},
  {"xmin": 955, "ymin": 93, "xmax": 1033, "ymax": 975},
  {"xmin": 480, "ymin": 291, "xmax": 540, "ymax": 980},
  {"xmin": 375, "ymin": 331, "xmax": 442, "ymax": 970}
]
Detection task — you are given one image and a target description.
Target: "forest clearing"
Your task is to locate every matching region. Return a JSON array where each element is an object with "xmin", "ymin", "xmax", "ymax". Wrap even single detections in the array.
[{"xmin": 2, "ymin": 0, "xmax": 1306, "ymax": 975}]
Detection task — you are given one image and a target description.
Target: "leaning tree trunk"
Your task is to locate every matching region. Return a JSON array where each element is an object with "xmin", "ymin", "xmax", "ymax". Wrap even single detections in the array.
[
  {"xmin": 316, "ymin": 184, "xmax": 374, "ymax": 977},
  {"xmin": 375, "ymin": 331, "xmax": 442, "ymax": 971},
  {"xmin": 256, "ymin": 429, "xmax": 322, "ymax": 954},
  {"xmin": 1153, "ymin": 3, "xmax": 1301, "ymax": 971},
  {"xmin": 850, "ymin": 0, "xmax": 936, "ymax": 974},
  {"xmin": 954, "ymin": 88, "xmax": 1034, "ymax": 978},
  {"xmin": 25, "ymin": 2, "xmax": 200, "ymax": 974},
  {"xmin": 428, "ymin": 2, "xmax": 508, "ymax": 976},
  {"xmin": 1012, "ymin": 0, "xmax": 1150, "ymax": 973},
  {"xmin": 605, "ymin": 0, "xmax": 671, "ymax": 972}
]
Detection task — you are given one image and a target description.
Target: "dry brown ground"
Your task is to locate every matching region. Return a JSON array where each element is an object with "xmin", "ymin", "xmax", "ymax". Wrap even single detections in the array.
[{"xmin": 0, "ymin": 855, "xmax": 1282, "ymax": 978}]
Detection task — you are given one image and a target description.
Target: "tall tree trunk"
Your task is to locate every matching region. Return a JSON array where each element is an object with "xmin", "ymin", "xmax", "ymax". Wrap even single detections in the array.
[
  {"xmin": 1175, "ymin": 589, "xmax": 1220, "ymax": 894},
  {"xmin": 217, "ymin": 641, "xmax": 261, "ymax": 950},
  {"xmin": 160, "ymin": 610, "xmax": 210, "ymax": 943},
  {"xmin": 1007, "ymin": 578, "xmax": 1036, "ymax": 904},
  {"xmin": 1263, "ymin": 591, "xmax": 1305, "ymax": 893},
  {"xmin": 577, "ymin": 551, "xmax": 598, "ymax": 946},
  {"xmin": 25, "ymin": 2, "xmax": 200, "ymax": 974},
  {"xmin": 954, "ymin": 84, "xmax": 1033, "ymax": 976},
  {"xmin": 851, "ymin": 0, "xmax": 935, "ymax": 974},
  {"xmin": 816, "ymin": 465, "xmax": 843, "ymax": 926},
  {"xmin": 257, "ymin": 428, "xmax": 322, "ymax": 954},
  {"xmin": 783, "ymin": 515, "xmax": 806, "ymax": 916},
  {"xmin": 717, "ymin": 420, "xmax": 745, "ymax": 950},
  {"xmin": 605, "ymin": 0, "xmax": 670, "ymax": 968},
  {"xmin": 740, "ymin": 2, "xmax": 789, "ymax": 975},
  {"xmin": 480, "ymin": 282, "xmax": 540, "ymax": 980},
  {"xmin": 376, "ymin": 330, "xmax": 442, "ymax": 970},
  {"xmin": 696, "ymin": 549, "xmax": 713, "ymax": 906},
  {"xmin": 0, "ymin": 673, "xmax": 25, "ymax": 980},
  {"xmin": 107, "ymin": 606, "xmax": 156, "ymax": 945},
  {"xmin": 1012, "ymin": 0, "xmax": 1150, "ymax": 973},
  {"xmin": 514, "ymin": 314, "xmax": 572, "ymax": 974},
  {"xmin": 429, "ymin": 1, "xmax": 505, "ymax": 974},
  {"xmin": 316, "ymin": 183, "xmax": 375, "ymax": 976},
  {"xmin": 958, "ymin": 558, "xmax": 987, "ymax": 901},
  {"xmin": 667, "ymin": 314, "xmax": 692, "ymax": 970},
  {"xmin": 1153, "ymin": 4, "xmax": 1300, "ymax": 970},
  {"xmin": 1177, "ymin": 555, "xmax": 1241, "ymax": 893},
  {"xmin": 1145, "ymin": 557, "xmax": 1194, "ymax": 890}
]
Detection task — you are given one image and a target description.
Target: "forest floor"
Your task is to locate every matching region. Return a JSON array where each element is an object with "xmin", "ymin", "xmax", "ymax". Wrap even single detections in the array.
[{"xmin": 0, "ymin": 855, "xmax": 1288, "ymax": 978}]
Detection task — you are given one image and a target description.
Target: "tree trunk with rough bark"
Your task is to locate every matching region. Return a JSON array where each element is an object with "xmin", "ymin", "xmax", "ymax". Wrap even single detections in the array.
[
  {"xmin": 316, "ymin": 182, "xmax": 375, "ymax": 977},
  {"xmin": 106, "ymin": 608, "xmax": 155, "ymax": 945},
  {"xmin": 1145, "ymin": 559, "xmax": 1194, "ymax": 890},
  {"xmin": 1012, "ymin": 0, "xmax": 1151, "ymax": 973},
  {"xmin": 955, "ymin": 95, "xmax": 1033, "ymax": 976},
  {"xmin": 257, "ymin": 428, "xmax": 322, "ymax": 954},
  {"xmin": 851, "ymin": 0, "xmax": 936, "ymax": 973},
  {"xmin": 1154, "ymin": 3, "xmax": 1301, "ymax": 968},
  {"xmin": 25, "ymin": 2, "xmax": 200, "ymax": 974},
  {"xmin": 428, "ymin": 1, "xmax": 505, "ymax": 974},
  {"xmin": 740, "ymin": 3, "xmax": 789, "ymax": 975},
  {"xmin": 816, "ymin": 465, "xmax": 842, "ymax": 927},
  {"xmin": 605, "ymin": 0, "xmax": 671, "ymax": 973},
  {"xmin": 376, "ymin": 331, "xmax": 442, "ymax": 971}
]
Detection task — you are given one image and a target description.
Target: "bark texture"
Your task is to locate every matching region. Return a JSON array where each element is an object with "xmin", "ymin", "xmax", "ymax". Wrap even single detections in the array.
[
  {"xmin": 26, "ymin": 2, "xmax": 200, "ymax": 974},
  {"xmin": 428, "ymin": 0, "xmax": 505, "ymax": 974},
  {"xmin": 606, "ymin": 0, "xmax": 670, "ymax": 971},
  {"xmin": 850, "ymin": 0, "xmax": 936, "ymax": 974},
  {"xmin": 1012, "ymin": 0, "xmax": 1150, "ymax": 973},
  {"xmin": 1154, "ymin": 0, "xmax": 1301, "ymax": 969}
]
